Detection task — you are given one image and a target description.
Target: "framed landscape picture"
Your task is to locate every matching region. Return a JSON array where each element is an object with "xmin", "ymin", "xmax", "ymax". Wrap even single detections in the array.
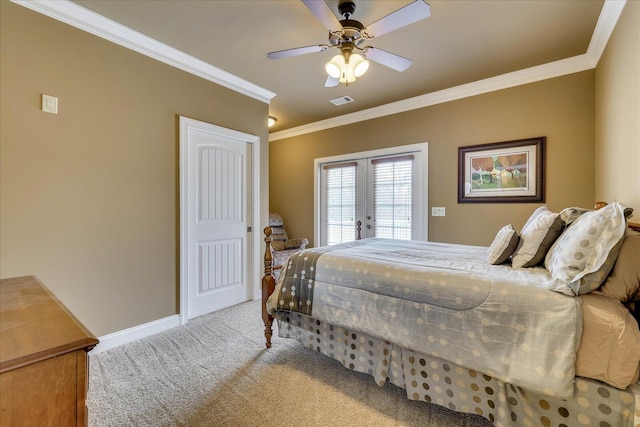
[{"xmin": 458, "ymin": 137, "xmax": 545, "ymax": 203}]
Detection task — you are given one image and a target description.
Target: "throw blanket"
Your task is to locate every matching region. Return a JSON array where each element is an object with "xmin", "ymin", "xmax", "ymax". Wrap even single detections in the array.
[
  {"xmin": 268, "ymin": 238, "xmax": 583, "ymax": 399},
  {"xmin": 276, "ymin": 240, "xmax": 368, "ymax": 315}
]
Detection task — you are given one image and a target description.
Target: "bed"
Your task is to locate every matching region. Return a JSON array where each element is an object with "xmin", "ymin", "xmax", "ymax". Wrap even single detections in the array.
[{"xmin": 261, "ymin": 202, "xmax": 640, "ymax": 427}]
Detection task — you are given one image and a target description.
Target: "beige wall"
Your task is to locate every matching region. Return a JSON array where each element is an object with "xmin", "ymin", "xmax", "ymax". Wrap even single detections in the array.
[
  {"xmin": 595, "ymin": 0, "xmax": 640, "ymax": 216},
  {"xmin": 0, "ymin": 2, "xmax": 269, "ymax": 336},
  {"xmin": 270, "ymin": 72, "xmax": 595, "ymax": 247}
]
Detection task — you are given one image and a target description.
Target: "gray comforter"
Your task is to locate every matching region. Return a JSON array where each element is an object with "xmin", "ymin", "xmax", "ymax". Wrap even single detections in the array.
[{"xmin": 267, "ymin": 238, "xmax": 582, "ymax": 399}]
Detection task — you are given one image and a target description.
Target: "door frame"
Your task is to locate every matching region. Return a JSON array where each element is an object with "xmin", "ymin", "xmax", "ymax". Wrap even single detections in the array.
[
  {"xmin": 179, "ymin": 116, "xmax": 261, "ymax": 325},
  {"xmin": 314, "ymin": 142, "xmax": 429, "ymax": 245}
]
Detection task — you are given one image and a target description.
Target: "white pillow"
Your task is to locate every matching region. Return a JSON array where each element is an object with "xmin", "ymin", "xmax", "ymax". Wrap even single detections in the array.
[
  {"xmin": 546, "ymin": 202, "xmax": 632, "ymax": 296},
  {"xmin": 559, "ymin": 206, "xmax": 590, "ymax": 226},
  {"xmin": 487, "ymin": 224, "xmax": 519, "ymax": 265},
  {"xmin": 511, "ymin": 206, "xmax": 564, "ymax": 268}
]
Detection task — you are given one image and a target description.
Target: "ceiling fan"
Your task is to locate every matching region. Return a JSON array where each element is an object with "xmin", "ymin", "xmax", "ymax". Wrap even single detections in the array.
[{"xmin": 267, "ymin": 0, "xmax": 431, "ymax": 87}]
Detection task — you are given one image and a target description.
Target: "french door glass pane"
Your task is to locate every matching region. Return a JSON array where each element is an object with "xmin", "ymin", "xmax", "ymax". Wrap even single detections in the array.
[
  {"xmin": 324, "ymin": 164, "xmax": 357, "ymax": 245},
  {"xmin": 373, "ymin": 159, "xmax": 412, "ymax": 240}
]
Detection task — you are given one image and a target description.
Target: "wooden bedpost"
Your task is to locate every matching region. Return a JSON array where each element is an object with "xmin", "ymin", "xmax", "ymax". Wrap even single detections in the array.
[
  {"xmin": 356, "ymin": 220, "xmax": 362, "ymax": 240},
  {"xmin": 595, "ymin": 201, "xmax": 607, "ymax": 210},
  {"xmin": 262, "ymin": 227, "xmax": 276, "ymax": 348}
]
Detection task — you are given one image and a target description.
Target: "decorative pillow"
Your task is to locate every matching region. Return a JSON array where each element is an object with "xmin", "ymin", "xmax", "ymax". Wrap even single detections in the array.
[
  {"xmin": 487, "ymin": 224, "xmax": 519, "ymax": 265},
  {"xmin": 597, "ymin": 229, "xmax": 640, "ymax": 303},
  {"xmin": 511, "ymin": 206, "xmax": 564, "ymax": 268},
  {"xmin": 559, "ymin": 206, "xmax": 590, "ymax": 226},
  {"xmin": 546, "ymin": 202, "xmax": 632, "ymax": 296}
]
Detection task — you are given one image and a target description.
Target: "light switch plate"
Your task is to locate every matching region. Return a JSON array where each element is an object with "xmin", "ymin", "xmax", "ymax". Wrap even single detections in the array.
[{"xmin": 432, "ymin": 207, "xmax": 446, "ymax": 216}]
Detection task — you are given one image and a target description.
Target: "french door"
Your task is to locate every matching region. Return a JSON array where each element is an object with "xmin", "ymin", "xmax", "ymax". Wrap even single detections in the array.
[{"xmin": 317, "ymin": 144, "xmax": 427, "ymax": 246}]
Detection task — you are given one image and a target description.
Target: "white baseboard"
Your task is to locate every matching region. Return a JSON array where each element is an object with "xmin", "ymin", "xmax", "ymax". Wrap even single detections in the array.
[{"xmin": 89, "ymin": 314, "xmax": 181, "ymax": 355}]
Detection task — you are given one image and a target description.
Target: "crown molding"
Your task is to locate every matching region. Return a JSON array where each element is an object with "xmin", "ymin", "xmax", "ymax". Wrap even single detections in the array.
[
  {"xmin": 269, "ymin": 54, "xmax": 594, "ymax": 141},
  {"xmin": 269, "ymin": 0, "xmax": 626, "ymax": 142},
  {"xmin": 585, "ymin": 0, "xmax": 626, "ymax": 67},
  {"xmin": 12, "ymin": 0, "xmax": 276, "ymax": 104}
]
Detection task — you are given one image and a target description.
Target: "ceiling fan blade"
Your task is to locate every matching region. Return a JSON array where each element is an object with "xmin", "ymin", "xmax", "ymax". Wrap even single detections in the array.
[
  {"xmin": 301, "ymin": 0, "xmax": 343, "ymax": 32},
  {"xmin": 324, "ymin": 75, "xmax": 339, "ymax": 87},
  {"xmin": 267, "ymin": 45, "xmax": 327, "ymax": 60},
  {"xmin": 363, "ymin": 0, "xmax": 431, "ymax": 39},
  {"xmin": 362, "ymin": 47, "xmax": 413, "ymax": 72}
]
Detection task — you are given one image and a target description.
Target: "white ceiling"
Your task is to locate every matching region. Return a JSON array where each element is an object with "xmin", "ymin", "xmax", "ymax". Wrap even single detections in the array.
[{"xmin": 64, "ymin": 0, "xmax": 605, "ymax": 135}]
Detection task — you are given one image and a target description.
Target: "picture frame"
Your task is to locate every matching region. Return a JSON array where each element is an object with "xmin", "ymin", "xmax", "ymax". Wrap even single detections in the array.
[{"xmin": 458, "ymin": 137, "xmax": 545, "ymax": 203}]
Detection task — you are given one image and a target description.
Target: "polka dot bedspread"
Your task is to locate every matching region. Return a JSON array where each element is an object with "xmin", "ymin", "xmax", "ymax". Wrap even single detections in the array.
[{"xmin": 269, "ymin": 239, "xmax": 583, "ymax": 399}]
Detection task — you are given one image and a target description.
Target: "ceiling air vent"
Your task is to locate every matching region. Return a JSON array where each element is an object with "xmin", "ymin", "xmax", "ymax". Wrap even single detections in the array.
[{"xmin": 330, "ymin": 96, "xmax": 354, "ymax": 106}]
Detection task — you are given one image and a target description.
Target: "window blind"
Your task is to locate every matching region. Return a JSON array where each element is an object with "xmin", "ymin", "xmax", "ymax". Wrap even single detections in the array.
[
  {"xmin": 323, "ymin": 163, "xmax": 357, "ymax": 245},
  {"xmin": 372, "ymin": 157, "xmax": 413, "ymax": 240}
]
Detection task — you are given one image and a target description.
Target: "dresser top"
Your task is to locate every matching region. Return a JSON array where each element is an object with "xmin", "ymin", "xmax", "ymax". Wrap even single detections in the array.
[{"xmin": 0, "ymin": 276, "xmax": 98, "ymax": 372}]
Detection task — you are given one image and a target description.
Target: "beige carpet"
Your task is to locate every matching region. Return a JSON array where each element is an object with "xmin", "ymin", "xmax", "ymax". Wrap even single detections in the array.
[{"xmin": 87, "ymin": 300, "xmax": 493, "ymax": 426}]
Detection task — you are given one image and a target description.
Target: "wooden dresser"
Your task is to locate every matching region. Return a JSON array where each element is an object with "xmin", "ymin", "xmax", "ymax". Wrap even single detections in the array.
[{"xmin": 0, "ymin": 276, "xmax": 99, "ymax": 426}]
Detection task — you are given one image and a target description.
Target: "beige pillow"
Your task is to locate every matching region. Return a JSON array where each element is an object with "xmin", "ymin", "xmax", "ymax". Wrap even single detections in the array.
[
  {"xmin": 575, "ymin": 293, "xmax": 640, "ymax": 389},
  {"xmin": 487, "ymin": 224, "xmax": 519, "ymax": 265},
  {"xmin": 511, "ymin": 206, "xmax": 564, "ymax": 268},
  {"xmin": 598, "ymin": 229, "xmax": 640, "ymax": 303},
  {"xmin": 546, "ymin": 202, "xmax": 631, "ymax": 296}
]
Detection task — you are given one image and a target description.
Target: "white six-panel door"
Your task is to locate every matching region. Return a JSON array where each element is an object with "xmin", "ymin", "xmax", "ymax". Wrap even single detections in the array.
[{"xmin": 180, "ymin": 117, "xmax": 256, "ymax": 321}]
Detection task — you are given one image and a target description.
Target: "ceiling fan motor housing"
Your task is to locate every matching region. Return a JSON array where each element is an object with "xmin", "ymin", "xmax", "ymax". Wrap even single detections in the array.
[
  {"xmin": 338, "ymin": 0, "xmax": 356, "ymax": 19},
  {"xmin": 329, "ymin": 0, "xmax": 366, "ymax": 47},
  {"xmin": 329, "ymin": 20, "xmax": 365, "ymax": 47}
]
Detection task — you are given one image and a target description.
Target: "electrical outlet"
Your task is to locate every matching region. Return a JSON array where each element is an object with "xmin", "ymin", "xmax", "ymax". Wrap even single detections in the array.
[
  {"xmin": 432, "ymin": 207, "xmax": 446, "ymax": 217},
  {"xmin": 42, "ymin": 94, "xmax": 58, "ymax": 114}
]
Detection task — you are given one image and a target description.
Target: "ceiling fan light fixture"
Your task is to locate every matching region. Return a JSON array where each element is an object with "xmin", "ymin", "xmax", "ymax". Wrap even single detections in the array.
[
  {"xmin": 326, "ymin": 53, "xmax": 369, "ymax": 84},
  {"xmin": 351, "ymin": 53, "xmax": 369, "ymax": 77},
  {"xmin": 338, "ymin": 64, "xmax": 356, "ymax": 84},
  {"xmin": 325, "ymin": 54, "xmax": 345, "ymax": 79}
]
